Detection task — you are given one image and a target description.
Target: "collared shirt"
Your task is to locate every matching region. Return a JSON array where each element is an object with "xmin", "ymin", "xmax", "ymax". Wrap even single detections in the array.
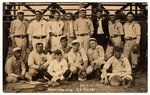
[
  {"xmin": 64, "ymin": 20, "xmax": 75, "ymax": 37},
  {"xmin": 108, "ymin": 20, "xmax": 124, "ymax": 37},
  {"xmin": 97, "ymin": 18, "xmax": 104, "ymax": 34},
  {"xmin": 47, "ymin": 59, "xmax": 68, "ymax": 77},
  {"xmin": 27, "ymin": 19, "xmax": 49, "ymax": 41},
  {"xmin": 123, "ymin": 21, "xmax": 141, "ymax": 43},
  {"xmin": 5, "ymin": 56, "xmax": 26, "ymax": 77},
  {"xmin": 10, "ymin": 18, "xmax": 28, "ymax": 36},
  {"xmin": 48, "ymin": 19, "xmax": 64, "ymax": 35},
  {"xmin": 28, "ymin": 50, "xmax": 48, "ymax": 69},
  {"xmin": 68, "ymin": 48, "xmax": 88, "ymax": 67},
  {"xmin": 87, "ymin": 45, "xmax": 104, "ymax": 63},
  {"xmin": 103, "ymin": 54, "xmax": 132, "ymax": 75},
  {"xmin": 74, "ymin": 18, "xmax": 94, "ymax": 35}
]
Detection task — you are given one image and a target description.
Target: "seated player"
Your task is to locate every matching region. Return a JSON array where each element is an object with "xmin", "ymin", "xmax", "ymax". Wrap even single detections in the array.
[
  {"xmin": 46, "ymin": 50, "xmax": 71, "ymax": 84},
  {"xmin": 68, "ymin": 40, "xmax": 93, "ymax": 81},
  {"xmin": 101, "ymin": 46, "xmax": 132, "ymax": 87},
  {"xmin": 87, "ymin": 38, "xmax": 105, "ymax": 80},
  {"xmin": 26, "ymin": 43, "xmax": 49, "ymax": 82},
  {"xmin": 5, "ymin": 47, "xmax": 26, "ymax": 83}
]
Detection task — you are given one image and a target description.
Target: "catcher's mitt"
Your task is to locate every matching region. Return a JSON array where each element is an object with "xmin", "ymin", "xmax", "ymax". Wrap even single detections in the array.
[
  {"xmin": 122, "ymin": 78, "xmax": 131, "ymax": 88},
  {"xmin": 78, "ymin": 71, "xmax": 87, "ymax": 81},
  {"xmin": 110, "ymin": 75, "xmax": 121, "ymax": 87},
  {"xmin": 132, "ymin": 44, "xmax": 140, "ymax": 54}
]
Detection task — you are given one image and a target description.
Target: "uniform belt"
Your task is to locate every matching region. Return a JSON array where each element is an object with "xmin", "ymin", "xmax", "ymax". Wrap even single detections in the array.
[
  {"xmin": 14, "ymin": 35, "xmax": 27, "ymax": 38},
  {"xmin": 50, "ymin": 34, "xmax": 62, "ymax": 37},
  {"xmin": 126, "ymin": 37, "xmax": 136, "ymax": 40},
  {"xmin": 33, "ymin": 36, "xmax": 46, "ymax": 39},
  {"xmin": 111, "ymin": 35, "xmax": 120, "ymax": 38},
  {"xmin": 77, "ymin": 33, "xmax": 88, "ymax": 36}
]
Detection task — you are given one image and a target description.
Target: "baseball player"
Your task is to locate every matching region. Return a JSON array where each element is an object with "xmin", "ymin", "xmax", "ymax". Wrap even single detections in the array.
[
  {"xmin": 123, "ymin": 12, "xmax": 141, "ymax": 69},
  {"xmin": 10, "ymin": 9, "xmax": 28, "ymax": 61},
  {"xmin": 48, "ymin": 11, "xmax": 64, "ymax": 50},
  {"xmin": 5, "ymin": 47, "xmax": 26, "ymax": 83},
  {"xmin": 67, "ymin": 40, "xmax": 93, "ymax": 81},
  {"xmin": 105, "ymin": 13, "xmax": 124, "ymax": 60},
  {"xmin": 26, "ymin": 43, "xmax": 49, "ymax": 82},
  {"xmin": 27, "ymin": 10, "xmax": 49, "ymax": 51},
  {"xmin": 87, "ymin": 38, "xmax": 105, "ymax": 79},
  {"xmin": 101, "ymin": 46, "xmax": 132, "ymax": 87},
  {"xmin": 74, "ymin": 8, "xmax": 94, "ymax": 51}
]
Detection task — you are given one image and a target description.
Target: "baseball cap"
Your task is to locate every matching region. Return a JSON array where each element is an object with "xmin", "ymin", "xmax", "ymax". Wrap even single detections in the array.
[
  {"xmin": 72, "ymin": 40, "xmax": 80, "ymax": 44},
  {"xmin": 60, "ymin": 36, "xmax": 67, "ymax": 41},
  {"xmin": 79, "ymin": 8, "xmax": 86, "ymax": 11},
  {"xmin": 54, "ymin": 49, "xmax": 62, "ymax": 55},
  {"xmin": 35, "ymin": 9, "xmax": 42, "ymax": 13},
  {"xmin": 13, "ymin": 47, "xmax": 21, "ymax": 52},
  {"xmin": 89, "ymin": 38, "xmax": 97, "ymax": 42}
]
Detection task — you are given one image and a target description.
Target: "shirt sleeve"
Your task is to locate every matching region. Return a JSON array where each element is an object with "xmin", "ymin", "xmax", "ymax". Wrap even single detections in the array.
[
  {"xmin": 10, "ymin": 21, "xmax": 15, "ymax": 37},
  {"xmin": 27, "ymin": 22, "xmax": 33, "ymax": 41},
  {"xmin": 87, "ymin": 50, "xmax": 93, "ymax": 63},
  {"xmin": 62, "ymin": 59, "xmax": 68, "ymax": 73},
  {"xmin": 5, "ymin": 58, "xmax": 19, "ymax": 77},
  {"xmin": 118, "ymin": 22, "xmax": 124, "ymax": 35},
  {"xmin": 47, "ymin": 61, "xmax": 56, "ymax": 76},
  {"xmin": 45, "ymin": 22, "xmax": 50, "ymax": 40},
  {"xmin": 62, "ymin": 21, "xmax": 65, "ymax": 35},
  {"xmin": 103, "ymin": 57, "xmax": 113, "ymax": 70},
  {"xmin": 74, "ymin": 19, "xmax": 78, "ymax": 31},
  {"xmin": 80, "ymin": 48, "xmax": 88, "ymax": 62},
  {"xmin": 21, "ymin": 59, "xmax": 26, "ymax": 75},
  {"xmin": 67, "ymin": 51, "xmax": 74, "ymax": 64},
  {"xmin": 123, "ymin": 57, "xmax": 132, "ymax": 75},
  {"xmin": 89, "ymin": 20, "xmax": 94, "ymax": 35},
  {"xmin": 135, "ymin": 23, "xmax": 141, "ymax": 44},
  {"xmin": 98, "ymin": 46, "xmax": 105, "ymax": 61},
  {"xmin": 28, "ymin": 52, "xmax": 39, "ymax": 69}
]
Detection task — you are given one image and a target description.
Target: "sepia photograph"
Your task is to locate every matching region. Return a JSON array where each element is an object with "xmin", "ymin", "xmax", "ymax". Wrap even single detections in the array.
[{"xmin": 2, "ymin": 2, "xmax": 148, "ymax": 93}]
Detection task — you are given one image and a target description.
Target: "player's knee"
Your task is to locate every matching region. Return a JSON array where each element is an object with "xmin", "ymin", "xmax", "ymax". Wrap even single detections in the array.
[
  {"xmin": 6, "ymin": 76, "xmax": 18, "ymax": 83},
  {"xmin": 28, "ymin": 68, "xmax": 37, "ymax": 77},
  {"xmin": 70, "ymin": 66, "xmax": 78, "ymax": 74},
  {"xmin": 110, "ymin": 75, "xmax": 122, "ymax": 87},
  {"xmin": 86, "ymin": 65, "xmax": 93, "ymax": 74}
]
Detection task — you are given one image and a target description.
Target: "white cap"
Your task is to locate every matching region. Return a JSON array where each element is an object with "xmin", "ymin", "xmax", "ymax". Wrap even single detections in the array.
[
  {"xmin": 35, "ymin": 9, "xmax": 42, "ymax": 13},
  {"xmin": 89, "ymin": 38, "xmax": 97, "ymax": 42},
  {"xmin": 72, "ymin": 40, "xmax": 80, "ymax": 44},
  {"xmin": 13, "ymin": 47, "xmax": 21, "ymax": 52},
  {"xmin": 79, "ymin": 8, "xmax": 86, "ymax": 11},
  {"xmin": 17, "ymin": 9, "xmax": 24, "ymax": 14}
]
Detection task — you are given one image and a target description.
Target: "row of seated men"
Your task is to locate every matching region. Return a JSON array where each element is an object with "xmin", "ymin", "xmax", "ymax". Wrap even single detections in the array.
[{"xmin": 5, "ymin": 37, "xmax": 132, "ymax": 88}]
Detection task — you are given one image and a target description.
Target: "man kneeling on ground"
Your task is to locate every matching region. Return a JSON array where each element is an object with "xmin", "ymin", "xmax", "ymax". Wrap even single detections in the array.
[
  {"xmin": 26, "ymin": 43, "xmax": 49, "ymax": 82},
  {"xmin": 87, "ymin": 38, "xmax": 105, "ymax": 80},
  {"xmin": 68, "ymin": 40, "xmax": 93, "ymax": 81},
  {"xmin": 101, "ymin": 46, "xmax": 132, "ymax": 88},
  {"xmin": 5, "ymin": 47, "xmax": 27, "ymax": 83}
]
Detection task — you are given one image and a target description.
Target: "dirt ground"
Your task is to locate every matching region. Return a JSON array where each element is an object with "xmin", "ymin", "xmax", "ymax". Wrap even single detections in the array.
[
  {"xmin": 3, "ymin": 71, "xmax": 147, "ymax": 93},
  {"xmin": 3, "ymin": 47, "xmax": 148, "ymax": 93}
]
